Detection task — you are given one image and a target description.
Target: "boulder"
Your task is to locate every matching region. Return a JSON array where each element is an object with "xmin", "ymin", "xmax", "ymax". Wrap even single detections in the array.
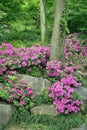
[
  {"xmin": 76, "ymin": 86, "xmax": 87, "ymax": 113},
  {"xmin": 0, "ymin": 103, "xmax": 15, "ymax": 127},
  {"xmin": 0, "ymin": 74, "xmax": 51, "ymax": 95},
  {"xmin": 31, "ymin": 104, "xmax": 57, "ymax": 117},
  {"xmin": 17, "ymin": 74, "xmax": 51, "ymax": 95},
  {"xmin": 76, "ymin": 86, "xmax": 87, "ymax": 100}
]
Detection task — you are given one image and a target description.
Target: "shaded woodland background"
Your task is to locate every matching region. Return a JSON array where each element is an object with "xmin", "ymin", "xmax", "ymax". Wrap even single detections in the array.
[{"xmin": 0, "ymin": 0, "xmax": 87, "ymax": 47}]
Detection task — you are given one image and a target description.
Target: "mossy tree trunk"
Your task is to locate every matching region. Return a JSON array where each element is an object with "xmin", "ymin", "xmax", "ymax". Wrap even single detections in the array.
[
  {"xmin": 40, "ymin": 0, "xmax": 46, "ymax": 44},
  {"xmin": 50, "ymin": 0, "xmax": 67, "ymax": 61}
]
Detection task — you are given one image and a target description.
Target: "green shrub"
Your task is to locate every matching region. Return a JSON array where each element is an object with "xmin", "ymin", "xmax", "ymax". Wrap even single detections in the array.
[{"xmin": 0, "ymin": 90, "xmax": 9, "ymax": 101}]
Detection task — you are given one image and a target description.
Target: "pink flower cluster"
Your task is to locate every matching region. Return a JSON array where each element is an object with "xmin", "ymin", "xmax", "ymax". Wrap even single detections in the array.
[
  {"xmin": 46, "ymin": 60, "xmax": 77, "ymax": 78},
  {"xmin": 4, "ymin": 70, "xmax": 34, "ymax": 107},
  {"xmin": 48, "ymin": 75, "xmax": 82, "ymax": 114},
  {"xmin": 47, "ymin": 59, "xmax": 82, "ymax": 114},
  {"xmin": 65, "ymin": 33, "xmax": 87, "ymax": 65},
  {"xmin": 0, "ymin": 43, "xmax": 50, "ymax": 75},
  {"xmin": 0, "ymin": 35, "xmax": 87, "ymax": 76},
  {"xmin": 46, "ymin": 60, "xmax": 63, "ymax": 77}
]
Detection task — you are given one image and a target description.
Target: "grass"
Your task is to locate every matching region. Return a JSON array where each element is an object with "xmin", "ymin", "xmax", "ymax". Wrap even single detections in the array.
[
  {"xmin": 3, "ymin": 111, "xmax": 85, "ymax": 130},
  {"xmin": 5, "ymin": 123, "xmax": 49, "ymax": 130}
]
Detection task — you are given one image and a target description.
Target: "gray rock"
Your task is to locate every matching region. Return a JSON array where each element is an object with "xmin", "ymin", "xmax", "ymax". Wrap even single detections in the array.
[
  {"xmin": 0, "ymin": 103, "xmax": 15, "ymax": 127},
  {"xmin": 31, "ymin": 104, "xmax": 57, "ymax": 117},
  {"xmin": 76, "ymin": 86, "xmax": 87, "ymax": 100},
  {"xmin": 17, "ymin": 74, "xmax": 51, "ymax": 95},
  {"xmin": 76, "ymin": 86, "xmax": 87, "ymax": 113},
  {"xmin": 71, "ymin": 123, "xmax": 87, "ymax": 130}
]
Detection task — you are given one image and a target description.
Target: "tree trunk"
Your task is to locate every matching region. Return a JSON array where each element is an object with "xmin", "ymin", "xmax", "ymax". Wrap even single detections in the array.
[
  {"xmin": 40, "ymin": 0, "xmax": 46, "ymax": 44},
  {"xmin": 50, "ymin": 0, "xmax": 67, "ymax": 61}
]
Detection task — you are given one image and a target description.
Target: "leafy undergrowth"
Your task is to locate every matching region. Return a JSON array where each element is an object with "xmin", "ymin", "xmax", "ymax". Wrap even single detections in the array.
[
  {"xmin": 3, "ymin": 111, "xmax": 85, "ymax": 130},
  {"xmin": 7, "ymin": 39, "xmax": 42, "ymax": 48}
]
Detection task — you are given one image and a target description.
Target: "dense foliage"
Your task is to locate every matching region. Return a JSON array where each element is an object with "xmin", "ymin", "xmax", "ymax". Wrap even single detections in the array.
[
  {"xmin": 0, "ymin": 34, "xmax": 87, "ymax": 114},
  {"xmin": 0, "ymin": 1, "xmax": 87, "ymax": 129},
  {"xmin": 68, "ymin": 0, "xmax": 87, "ymax": 33},
  {"xmin": 0, "ymin": 0, "xmax": 87, "ymax": 46}
]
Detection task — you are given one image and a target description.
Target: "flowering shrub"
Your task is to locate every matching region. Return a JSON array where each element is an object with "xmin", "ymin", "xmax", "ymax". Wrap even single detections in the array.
[
  {"xmin": 0, "ymin": 37, "xmax": 87, "ymax": 76},
  {"xmin": 65, "ymin": 33, "xmax": 87, "ymax": 66},
  {"xmin": 46, "ymin": 60, "xmax": 78, "ymax": 79},
  {"xmin": 0, "ymin": 34, "xmax": 87, "ymax": 114},
  {"xmin": 0, "ymin": 43, "xmax": 50, "ymax": 76},
  {"xmin": 4, "ymin": 71, "xmax": 34, "ymax": 109},
  {"xmin": 46, "ymin": 60, "xmax": 63, "ymax": 78},
  {"xmin": 47, "ymin": 56, "xmax": 83, "ymax": 114},
  {"xmin": 48, "ymin": 75, "xmax": 82, "ymax": 114}
]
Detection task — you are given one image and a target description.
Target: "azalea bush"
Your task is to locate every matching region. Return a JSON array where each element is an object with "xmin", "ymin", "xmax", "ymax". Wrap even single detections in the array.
[
  {"xmin": 48, "ymin": 75, "xmax": 82, "ymax": 114},
  {"xmin": 65, "ymin": 33, "xmax": 87, "ymax": 66},
  {"xmin": 0, "ymin": 34, "xmax": 87, "ymax": 77},
  {"xmin": 1, "ymin": 70, "xmax": 34, "ymax": 110},
  {"xmin": 0, "ymin": 34, "xmax": 87, "ymax": 114},
  {"xmin": 46, "ymin": 59, "xmax": 82, "ymax": 114},
  {"xmin": 46, "ymin": 60, "xmax": 78, "ymax": 79},
  {"xmin": 0, "ymin": 43, "xmax": 50, "ymax": 76}
]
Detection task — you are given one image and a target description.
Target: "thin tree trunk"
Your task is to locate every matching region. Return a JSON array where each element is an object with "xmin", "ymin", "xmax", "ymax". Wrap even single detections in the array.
[
  {"xmin": 50, "ymin": 0, "xmax": 66, "ymax": 61},
  {"xmin": 40, "ymin": 0, "xmax": 46, "ymax": 44}
]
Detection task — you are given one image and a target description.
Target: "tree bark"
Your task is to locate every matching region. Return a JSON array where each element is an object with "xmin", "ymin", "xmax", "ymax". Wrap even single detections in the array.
[
  {"xmin": 40, "ymin": 0, "xmax": 46, "ymax": 44},
  {"xmin": 50, "ymin": 0, "xmax": 67, "ymax": 61}
]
